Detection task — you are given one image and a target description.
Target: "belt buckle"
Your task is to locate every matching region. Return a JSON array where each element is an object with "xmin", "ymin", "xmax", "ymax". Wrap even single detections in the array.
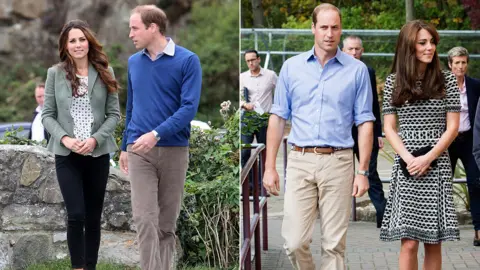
[{"xmin": 313, "ymin": 147, "xmax": 322, "ymax": 155}]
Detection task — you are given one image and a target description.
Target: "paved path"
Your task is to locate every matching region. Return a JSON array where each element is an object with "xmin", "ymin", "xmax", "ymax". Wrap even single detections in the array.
[
  {"xmin": 260, "ymin": 220, "xmax": 480, "ymax": 270},
  {"xmin": 254, "ymin": 139, "xmax": 480, "ymax": 269}
]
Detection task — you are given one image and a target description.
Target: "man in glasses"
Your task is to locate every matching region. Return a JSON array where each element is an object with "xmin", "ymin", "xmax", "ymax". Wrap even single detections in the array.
[{"xmin": 240, "ymin": 49, "xmax": 277, "ymax": 168}]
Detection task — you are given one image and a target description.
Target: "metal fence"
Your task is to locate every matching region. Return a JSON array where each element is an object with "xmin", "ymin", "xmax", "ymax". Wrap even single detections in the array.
[
  {"xmin": 240, "ymin": 28, "xmax": 480, "ymax": 78},
  {"xmin": 241, "ymin": 28, "xmax": 480, "ymax": 57},
  {"xmin": 241, "ymin": 143, "xmax": 268, "ymax": 270}
]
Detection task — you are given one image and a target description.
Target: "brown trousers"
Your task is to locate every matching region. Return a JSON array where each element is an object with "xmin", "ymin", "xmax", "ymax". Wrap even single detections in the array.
[
  {"xmin": 127, "ymin": 145, "xmax": 189, "ymax": 270},
  {"xmin": 282, "ymin": 149, "xmax": 354, "ymax": 270}
]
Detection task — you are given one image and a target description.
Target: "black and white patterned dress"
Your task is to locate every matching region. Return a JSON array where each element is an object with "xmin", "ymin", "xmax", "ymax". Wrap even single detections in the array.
[{"xmin": 380, "ymin": 70, "xmax": 461, "ymax": 244}]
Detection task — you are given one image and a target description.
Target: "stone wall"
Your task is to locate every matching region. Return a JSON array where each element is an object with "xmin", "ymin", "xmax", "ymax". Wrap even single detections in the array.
[{"xmin": 0, "ymin": 145, "xmax": 145, "ymax": 269}]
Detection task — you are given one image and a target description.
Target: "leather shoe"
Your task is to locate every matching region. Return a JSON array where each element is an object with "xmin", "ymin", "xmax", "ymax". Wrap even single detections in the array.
[
  {"xmin": 474, "ymin": 230, "xmax": 480, "ymax": 247},
  {"xmin": 376, "ymin": 218, "xmax": 382, "ymax": 229}
]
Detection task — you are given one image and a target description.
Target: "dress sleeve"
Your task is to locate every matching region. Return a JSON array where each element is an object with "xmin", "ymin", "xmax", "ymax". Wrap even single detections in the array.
[
  {"xmin": 444, "ymin": 70, "xmax": 461, "ymax": 112},
  {"xmin": 382, "ymin": 74, "xmax": 397, "ymax": 115}
]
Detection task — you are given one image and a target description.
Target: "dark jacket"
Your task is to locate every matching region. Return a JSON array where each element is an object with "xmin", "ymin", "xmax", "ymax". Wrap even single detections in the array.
[
  {"xmin": 467, "ymin": 76, "xmax": 480, "ymax": 169},
  {"xmin": 466, "ymin": 76, "xmax": 480, "ymax": 129},
  {"xmin": 352, "ymin": 66, "xmax": 382, "ymax": 146},
  {"xmin": 27, "ymin": 110, "xmax": 50, "ymax": 143}
]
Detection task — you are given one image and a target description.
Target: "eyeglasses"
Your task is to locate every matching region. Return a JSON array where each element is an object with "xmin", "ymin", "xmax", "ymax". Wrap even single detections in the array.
[{"xmin": 245, "ymin": 58, "xmax": 258, "ymax": 63}]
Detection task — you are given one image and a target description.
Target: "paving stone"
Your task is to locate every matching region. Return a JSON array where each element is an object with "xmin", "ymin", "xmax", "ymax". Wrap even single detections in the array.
[{"xmin": 258, "ymin": 220, "xmax": 480, "ymax": 269}]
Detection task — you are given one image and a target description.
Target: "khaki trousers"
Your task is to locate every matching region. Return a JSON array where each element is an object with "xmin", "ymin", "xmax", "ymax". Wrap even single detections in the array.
[
  {"xmin": 127, "ymin": 145, "xmax": 189, "ymax": 270},
  {"xmin": 282, "ymin": 149, "xmax": 354, "ymax": 270}
]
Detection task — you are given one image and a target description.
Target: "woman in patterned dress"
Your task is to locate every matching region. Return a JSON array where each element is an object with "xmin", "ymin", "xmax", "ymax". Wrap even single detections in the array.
[
  {"xmin": 380, "ymin": 20, "xmax": 460, "ymax": 270},
  {"xmin": 42, "ymin": 20, "xmax": 120, "ymax": 270}
]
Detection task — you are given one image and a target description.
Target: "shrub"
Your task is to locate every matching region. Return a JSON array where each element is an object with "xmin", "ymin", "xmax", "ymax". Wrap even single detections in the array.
[{"xmin": 177, "ymin": 102, "xmax": 239, "ymax": 269}]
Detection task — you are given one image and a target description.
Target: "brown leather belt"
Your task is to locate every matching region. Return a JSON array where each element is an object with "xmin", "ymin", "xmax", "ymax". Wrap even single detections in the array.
[{"xmin": 292, "ymin": 146, "xmax": 350, "ymax": 154}]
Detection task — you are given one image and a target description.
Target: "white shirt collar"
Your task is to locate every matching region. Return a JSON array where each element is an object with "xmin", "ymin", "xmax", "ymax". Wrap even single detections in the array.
[{"xmin": 142, "ymin": 37, "xmax": 176, "ymax": 59}]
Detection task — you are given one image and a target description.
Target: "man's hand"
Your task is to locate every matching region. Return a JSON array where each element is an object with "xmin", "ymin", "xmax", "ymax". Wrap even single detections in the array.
[
  {"xmin": 119, "ymin": 151, "xmax": 129, "ymax": 175},
  {"xmin": 76, "ymin": 138, "xmax": 97, "ymax": 155},
  {"xmin": 61, "ymin": 136, "xmax": 85, "ymax": 153},
  {"xmin": 132, "ymin": 132, "xmax": 158, "ymax": 154},
  {"xmin": 243, "ymin": 103, "xmax": 255, "ymax": 111},
  {"xmin": 352, "ymin": 174, "xmax": 369, "ymax": 197},
  {"xmin": 378, "ymin": 137, "xmax": 384, "ymax": 149},
  {"xmin": 263, "ymin": 168, "xmax": 280, "ymax": 196},
  {"xmin": 407, "ymin": 155, "xmax": 433, "ymax": 177}
]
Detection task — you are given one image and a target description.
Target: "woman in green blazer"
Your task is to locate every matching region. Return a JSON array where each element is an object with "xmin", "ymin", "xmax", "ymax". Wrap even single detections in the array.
[{"xmin": 42, "ymin": 19, "xmax": 120, "ymax": 270}]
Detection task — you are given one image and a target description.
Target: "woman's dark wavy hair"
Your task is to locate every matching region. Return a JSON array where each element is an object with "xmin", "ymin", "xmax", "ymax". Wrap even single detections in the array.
[
  {"xmin": 58, "ymin": 20, "xmax": 119, "ymax": 96},
  {"xmin": 390, "ymin": 20, "xmax": 445, "ymax": 106}
]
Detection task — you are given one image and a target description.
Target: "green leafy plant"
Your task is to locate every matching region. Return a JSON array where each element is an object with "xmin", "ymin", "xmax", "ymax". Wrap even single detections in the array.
[
  {"xmin": 452, "ymin": 162, "xmax": 470, "ymax": 211},
  {"xmin": 241, "ymin": 111, "xmax": 269, "ymax": 137},
  {"xmin": 177, "ymin": 101, "xmax": 239, "ymax": 269},
  {"xmin": 0, "ymin": 126, "xmax": 46, "ymax": 146}
]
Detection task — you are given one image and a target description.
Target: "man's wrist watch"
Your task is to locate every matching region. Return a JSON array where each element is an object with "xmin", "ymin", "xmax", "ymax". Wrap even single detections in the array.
[
  {"xmin": 356, "ymin": 170, "xmax": 369, "ymax": 177},
  {"xmin": 151, "ymin": 130, "xmax": 161, "ymax": 141}
]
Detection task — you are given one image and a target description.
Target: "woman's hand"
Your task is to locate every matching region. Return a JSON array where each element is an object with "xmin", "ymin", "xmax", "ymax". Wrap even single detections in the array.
[
  {"xmin": 407, "ymin": 154, "xmax": 433, "ymax": 177},
  {"xmin": 76, "ymin": 138, "xmax": 97, "ymax": 155},
  {"xmin": 61, "ymin": 136, "xmax": 85, "ymax": 153}
]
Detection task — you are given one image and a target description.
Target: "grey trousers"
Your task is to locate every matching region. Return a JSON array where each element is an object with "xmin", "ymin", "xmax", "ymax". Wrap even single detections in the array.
[{"xmin": 127, "ymin": 145, "xmax": 189, "ymax": 270}]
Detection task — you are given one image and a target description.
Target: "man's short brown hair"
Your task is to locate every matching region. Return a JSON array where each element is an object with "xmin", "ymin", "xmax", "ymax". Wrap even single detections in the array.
[
  {"xmin": 35, "ymin": 82, "xmax": 45, "ymax": 89},
  {"xmin": 312, "ymin": 3, "xmax": 342, "ymax": 26},
  {"xmin": 131, "ymin": 5, "xmax": 168, "ymax": 35}
]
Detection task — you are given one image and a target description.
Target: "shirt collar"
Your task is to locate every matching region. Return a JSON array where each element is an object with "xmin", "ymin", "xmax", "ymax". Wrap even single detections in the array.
[
  {"xmin": 142, "ymin": 37, "xmax": 176, "ymax": 58},
  {"xmin": 249, "ymin": 67, "xmax": 264, "ymax": 77},
  {"xmin": 459, "ymin": 76, "xmax": 467, "ymax": 94},
  {"xmin": 35, "ymin": 106, "xmax": 42, "ymax": 113},
  {"xmin": 305, "ymin": 46, "xmax": 345, "ymax": 65}
]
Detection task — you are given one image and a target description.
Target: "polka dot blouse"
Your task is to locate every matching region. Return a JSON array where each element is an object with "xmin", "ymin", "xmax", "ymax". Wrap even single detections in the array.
[{"xmin": 71, "ymin": 75, "xmax": 94, "ymax": 142}]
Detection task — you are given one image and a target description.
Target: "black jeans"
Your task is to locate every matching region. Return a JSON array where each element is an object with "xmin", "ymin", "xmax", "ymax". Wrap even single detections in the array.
[
  {"xmin": 353, "ymin": 140, "xmax": 387, "ymax": 228},
  {"xmin": 448, "ymin": 130, "xmax": 480, "ymax": 231},
  {"xmin": 241, "ymin": 125, "xmax": 267, "ymax": 167},
  {"xmin": 55, "ymin": 153, "xmax": 110, "ymax": 270}
]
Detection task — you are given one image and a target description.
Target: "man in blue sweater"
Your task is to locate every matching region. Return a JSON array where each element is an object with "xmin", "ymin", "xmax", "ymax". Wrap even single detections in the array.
[{"xmin": 119, "ymin": 5, "xmax": 202, "ymax": 270}]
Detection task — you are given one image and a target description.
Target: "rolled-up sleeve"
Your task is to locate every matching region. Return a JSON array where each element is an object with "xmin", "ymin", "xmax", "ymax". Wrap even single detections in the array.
[
  {"xmin": 270, "ymin": 62, "xmax": 291, "ymax": 120},
  {"xmin": 353, "ymin": 65, "xmax": 375, "ymax": 126}
]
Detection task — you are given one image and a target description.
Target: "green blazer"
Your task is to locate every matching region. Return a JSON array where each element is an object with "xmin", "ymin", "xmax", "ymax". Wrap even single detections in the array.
[{"xmin": 42, "ymin": 64, "xmax": 120, "ymax": 157}]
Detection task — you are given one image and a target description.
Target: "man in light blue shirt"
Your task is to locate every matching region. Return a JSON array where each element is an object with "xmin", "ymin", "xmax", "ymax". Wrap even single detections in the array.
[{"xmin": 263, "ymin": 3, "xmax": 375, "ymax": 270}]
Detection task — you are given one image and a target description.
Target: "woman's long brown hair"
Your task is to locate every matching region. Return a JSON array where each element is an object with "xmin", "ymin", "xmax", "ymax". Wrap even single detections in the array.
[
  {"xmin": 58, "ymin": 20, "xmax": 119, "ymax": 96},
  {"xmin": 390, "ymin": 20, "xmax": 445, "ymax": 106}
]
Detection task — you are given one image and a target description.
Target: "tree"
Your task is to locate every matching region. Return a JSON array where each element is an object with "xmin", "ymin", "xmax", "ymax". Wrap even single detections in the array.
[
  {"xmin": 251, "ymin": 0, "xmax": 265, "ymax": 27},
  {"xmin": 406, "ymin": 0, "xmax": 415, "ymax": 22},
  {"xmin": 177, "ymin": 0, "xmax": 239, "ymax": 126}
]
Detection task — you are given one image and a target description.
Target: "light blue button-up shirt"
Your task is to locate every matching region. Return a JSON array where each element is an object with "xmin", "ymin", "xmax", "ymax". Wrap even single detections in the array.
[{"xmin": 270, "ymin": 47, "xmax": 375, "ymax": 148}]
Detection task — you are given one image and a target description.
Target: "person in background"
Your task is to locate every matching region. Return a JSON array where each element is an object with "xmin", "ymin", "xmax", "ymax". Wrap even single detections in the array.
[
  {"xmin": 28, "ymin": 83, "xmax": 50, "ymax": 143},
  {"xmin": 449, "ymin": 46, "xmax": 480, "ymax": 247},
  {"xmin": 342, "ymin": 35, "xmax": 387, "ymax": 228},
  {"xmin": 240, "ymin": 49, "xmax": 277, "ymax": 168}
]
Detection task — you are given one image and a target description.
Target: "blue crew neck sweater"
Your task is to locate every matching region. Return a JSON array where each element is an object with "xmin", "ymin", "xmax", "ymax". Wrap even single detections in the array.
[{"xmin": 120, "ymin": 45, "xmax": 202, "ymax": 151}]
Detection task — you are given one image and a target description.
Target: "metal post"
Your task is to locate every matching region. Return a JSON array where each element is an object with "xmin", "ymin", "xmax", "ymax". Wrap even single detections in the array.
[
  {"xmin": 242, "ymin": 172, "xmax": 251, "ymax": 270},
  {"xmin": 253, "ymin": 160, "xmax": 261, "ymax": 270},
  {"xmin": 260, "ymin": 150, "xmax": 268, "ymax": 250}
]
